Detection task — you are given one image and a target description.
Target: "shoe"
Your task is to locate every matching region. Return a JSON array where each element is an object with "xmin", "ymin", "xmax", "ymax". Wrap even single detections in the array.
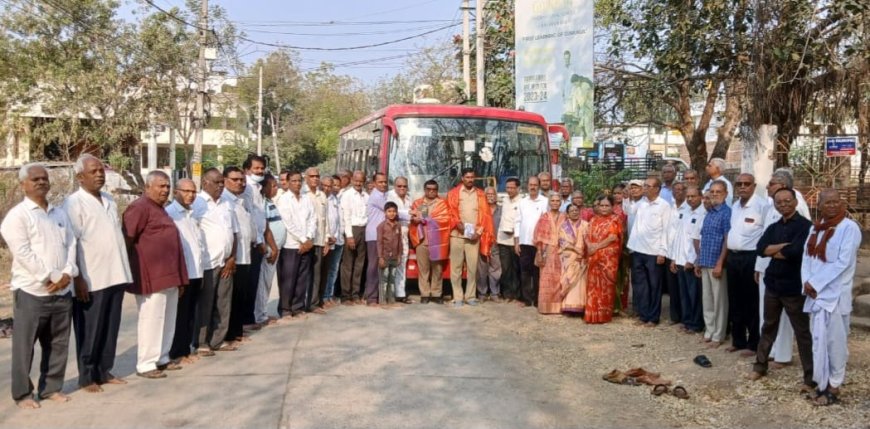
[
  {"xmin": 136, "ymin": 369, "xmax": 166, "ymax": 379},
  {"xmin": 467, "ymin": 299, "xmax": 479, "ymax": 307},
  {"xmin": 453, "ymin": 301, "xmax": 464, "ymax": 308},
  {"xmin": 432, "ymin": 297, "xmax": 443, "ymax": 304},
  {"xmin": 490, "ymin": 296, "xmax": 502, "ymax": 303},
  {"xmin": 157, "ymin": 361, "xmax": 182, "ymax": 371},
  {"xmin": 746, "ymin": 371, "xmax": 764, "ymax": 381},
  {"xmin": 420, "ymin": 297, "xmax": 430, "ymax": 304}
]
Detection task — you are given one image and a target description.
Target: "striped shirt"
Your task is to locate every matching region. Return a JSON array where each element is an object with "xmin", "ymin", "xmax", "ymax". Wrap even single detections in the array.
[{"xmin": 265, "ymin": 198, "xmax": 286, "ymax": 249}]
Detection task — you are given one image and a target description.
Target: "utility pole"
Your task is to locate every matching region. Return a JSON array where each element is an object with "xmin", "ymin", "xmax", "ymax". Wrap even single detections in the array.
[
  {"xmin": 257, "ymin": 66, "xmax": 263, "ymax": 155},
  {"xmin": 192, "ymin": 0, "xmax": 208, "ymax": 187},
  {"xmin": 462, "ymin": 0, "xmax": 471, "ymax": 100},
  {"xmin": 475, "ymin": 0, "xmax": 485, "ymax": 106}
]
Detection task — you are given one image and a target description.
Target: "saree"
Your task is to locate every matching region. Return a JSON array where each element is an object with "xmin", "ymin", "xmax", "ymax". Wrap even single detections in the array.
[
  {"xmin": 534, "ymin": 211, "xmax": 564, "ymax": 314},
  {"xmin": 612, "ymin": 204, "xmax": 630, "ymax": 312},
  {"xmin": 585, "ymin": 213, "xmax": 623, "ymax": 323},
  {"xmin": 558, "ymin": 217, "xmax": 588, "ymax": 314}
]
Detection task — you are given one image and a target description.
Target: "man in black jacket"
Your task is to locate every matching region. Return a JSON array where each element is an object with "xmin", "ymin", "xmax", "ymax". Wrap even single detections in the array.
[{"xmin": 748, "ymin": 188, "xmax": 814, "ymax": 390}]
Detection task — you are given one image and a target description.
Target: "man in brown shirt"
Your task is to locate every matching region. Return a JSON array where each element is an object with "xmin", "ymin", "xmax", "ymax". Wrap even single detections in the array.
[
  {"xmin": 123, "ymin": 171, "xmax": 189, "ymax": 379},
  {"xmin": 446, "ymin": 168, "xmax": 494, "ymax": 308}
]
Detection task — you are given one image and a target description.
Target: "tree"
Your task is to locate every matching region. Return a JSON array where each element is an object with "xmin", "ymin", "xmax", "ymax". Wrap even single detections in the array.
[
  {"xmin": 452, "ymin": 0, "xmax": 516, "ymax": 108},
  {"xmin": 369, "ymin": 44, "xmax": 463, "ymax": 109}
]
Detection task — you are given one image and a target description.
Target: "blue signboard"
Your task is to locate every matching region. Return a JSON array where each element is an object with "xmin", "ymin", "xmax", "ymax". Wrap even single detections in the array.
[{"xmin": 825, "ymin": 136, "xmax": 857, "ymax": 157}]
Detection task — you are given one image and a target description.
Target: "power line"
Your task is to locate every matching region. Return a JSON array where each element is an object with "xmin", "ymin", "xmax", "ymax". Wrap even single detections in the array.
[
  {"xmin": 237, "ymin": 22, "xmax": 460, "ymax": 51},
  {"xmin": 238, "ymin": 23, "xmax": 452, "ymax": 37},
  {"xmin": 232, "ymin": 19, "xmax": 455, "ymax": 27},
  {"xmin": 340, "ymin": 0, "xmax": 443, "ymax": 21}
]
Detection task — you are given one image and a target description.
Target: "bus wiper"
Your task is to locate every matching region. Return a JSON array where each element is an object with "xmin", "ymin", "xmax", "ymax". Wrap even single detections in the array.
[{"xmin": 431, "ymin": 160, "xmax": 460, "ymax": 182}]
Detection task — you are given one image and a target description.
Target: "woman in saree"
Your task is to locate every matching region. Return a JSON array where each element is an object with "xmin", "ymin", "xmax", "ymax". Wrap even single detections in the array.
[
  {"xmin": 534, "ymin": 194, "xmax": 565, "ymax": 314},
  {"xmin": 585, "ymin": 195, "xmax": 624, "ymax": 323},
  {"xmin": 558, "ymin": 203, "xmax": 589, "ymax": 315}
]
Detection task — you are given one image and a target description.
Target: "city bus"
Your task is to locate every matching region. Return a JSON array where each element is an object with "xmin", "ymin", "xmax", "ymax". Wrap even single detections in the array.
[
  {"xmin": 337, "ymin": 104, "xmax": 567, "ymax": 281},
  {"xmin": 337, "ymin": 104, "xmax": 565, "ymax": 198}
]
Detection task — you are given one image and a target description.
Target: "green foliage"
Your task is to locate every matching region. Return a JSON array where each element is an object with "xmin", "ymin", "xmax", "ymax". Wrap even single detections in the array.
[{"xmin": 569, "ymin": 164, "xmax": 633, "ymax": 203}]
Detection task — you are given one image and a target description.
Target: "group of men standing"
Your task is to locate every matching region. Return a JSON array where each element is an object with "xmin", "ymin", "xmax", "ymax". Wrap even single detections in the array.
[
  {"xmin": 0, "ymin": 153, "xmax": 860, "ymax": 408},
  {"xmin": 624, "ymin": 158, "xmax": 859, "ymax": 405}
]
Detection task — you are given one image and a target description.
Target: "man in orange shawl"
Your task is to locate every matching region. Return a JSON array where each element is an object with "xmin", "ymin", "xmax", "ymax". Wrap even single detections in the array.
[
  {"xmin": 409, "ymin": 180, "xmax": 451, "ymax": 304},
  {"xmin": 446, "ymin": 168, "xmax": 494, "ymax": 307}
]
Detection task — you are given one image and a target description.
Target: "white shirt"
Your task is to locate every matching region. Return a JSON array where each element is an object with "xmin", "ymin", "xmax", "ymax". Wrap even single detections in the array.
[
  {"xmin": 666, "ymin": 201, "xmax": 692, "ymax": 262},
  {"xmin": 703, "ymin": 176, "xmax": 734, "ymax": 207},
  {"xmin": 340, "ymin": 187, "xmax": 369, "ymax": 237},
  {"xmin": 306, "ymin": 186, "xmax": 330, "ymax": 247},
  {"xmin": 62, "ymin": 189, "xmax": 132, "ymax": 292},
  {"xmin": 627, "ymin": 196, "xmax": 673, "ymax": 256},
  {"xmin": 221, "ymin": 189, "xmax": 254, "ymax": 265},
  {"xmin": 0, "ymin": 198, "xmax": 78, "ymax": 296},
  {"xmin": 801, "ymin": 218, "xmax": 861, "ymax": 314},
  {"xmin": 277, "ymin": 191, "xmax": 316, "ymax": 249},
  {"xmin": 192, "ymin": 191, "xmax": 238, "ymax": 271},
  {"xmin": 754, "ymin": 192, "xmax": 811, "ymax": 273},
  {"xmin": 166, "ymin": 200, "xmax": 206, "ymax": 280},
  {"xmin": 727, "ymin": 194, "xmax": 769, "ymax": 251},
  {"xmin": 515, "ymin": 194, "xmax": 548, "ymax": 246},
  {"xmin": 327, "ymin": 193, "xmax": 343, "ymax": 247},
  {"xmin": 244, "ymin": 176, "xmax": 266, "ymax": 245},
  {"xmin": 387, "ymin": 190, "xmax": 412, "ymax": 236},
  {"xmin": 498, "ymin": 194, "xmax": 522, "ymax": 246},
  {"xmin": 668, "ymin": 202, "xmax": 707, "ymax": 266}
]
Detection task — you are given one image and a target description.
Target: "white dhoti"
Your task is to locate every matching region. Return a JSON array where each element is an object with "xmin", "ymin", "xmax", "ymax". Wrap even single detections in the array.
[
  {"xmin": 759, "ymin": 276, "xmax": 794, "ymax": 362},
  {"xmin": 394, "ymin": 232, "xmax": 409, "ymax": 299},
  {"xmin": 255, "ymin": 251, "xmax": 279, "ymax": 324},
  {"xmin": 810, "ymin": 307, "xmax": 850, "ymax": 391},
  {"xmin": 135, "ymin": 288, "xmax": 179, "ymax": 373}
]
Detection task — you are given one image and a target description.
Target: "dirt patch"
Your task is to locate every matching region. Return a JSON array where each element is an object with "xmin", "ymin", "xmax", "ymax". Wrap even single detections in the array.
[{"xmin": 469, "ymin": 300, "xmax": 870, "ymax": 429}]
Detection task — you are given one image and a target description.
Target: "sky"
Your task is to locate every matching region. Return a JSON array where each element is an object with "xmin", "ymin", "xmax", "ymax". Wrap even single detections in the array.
[{"xmin": 135, "ymin": 0, "xmax": 463, "ymax": 85}]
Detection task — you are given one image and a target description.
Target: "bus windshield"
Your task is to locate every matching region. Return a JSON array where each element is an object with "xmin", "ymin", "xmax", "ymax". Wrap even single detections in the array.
[{"xmin": 388, "ymin": 117, "xmax": 548, "ymax": 198}]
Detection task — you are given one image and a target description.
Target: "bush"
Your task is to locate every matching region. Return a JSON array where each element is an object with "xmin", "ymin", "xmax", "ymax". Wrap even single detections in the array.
[{"xmin": 569, "ymin": 163, "xmax": 633, "ymax": 203}]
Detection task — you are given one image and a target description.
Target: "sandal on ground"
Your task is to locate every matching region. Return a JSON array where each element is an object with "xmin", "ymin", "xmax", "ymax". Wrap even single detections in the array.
[
  {"xmin": 625, "ymin": 367, "xmax": 661, "ymax": 378},
  {"xmin": 197, "ymin": 348, "xmax": 216, "ymax": 357},
  {"xmin": 136, "ymin": 369, "xmax": 166, "ymax": 379},
  {"xmin": 671, "ymin": 386, "xmax": 689, "ymax": 399},
  {"xmin": 652, "ymin": 384, "xmax": 669, "ymax": 396},
  {"xmin": 811, "ymin": 389, "xmax": 839, "ymax": 406},
  {"xmin": 693, "ymin": 355, "xmax": 712, "ymax": 368},
  {"xmin": 213, "ymin": 342, "xmax": 238, "ymax": 352}
]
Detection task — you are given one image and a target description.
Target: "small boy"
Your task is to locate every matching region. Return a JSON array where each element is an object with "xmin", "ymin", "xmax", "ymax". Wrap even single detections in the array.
[{"xmin": 377, "ymin": 202, "xmax": 403, "ymax": 307}]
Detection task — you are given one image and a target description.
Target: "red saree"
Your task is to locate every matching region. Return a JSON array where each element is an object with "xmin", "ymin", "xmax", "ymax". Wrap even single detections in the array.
[
  {"xmin": 585, "ymin": 213, "xmax": 623, "ymax": 323},
  {"xmin": 534, "ymin": 211, "xmax": 564, "ymax": 314}
]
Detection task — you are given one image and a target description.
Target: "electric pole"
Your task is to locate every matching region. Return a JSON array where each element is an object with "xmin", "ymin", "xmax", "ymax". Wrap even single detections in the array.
[
  {"xmin": 475, "ymin": 0, "xmax": 485, "ymax": 106},
  {"xmin": 462, "ymin": 0, "xmax": 471, "ymax": 100},
  {"xmin": 192, "ymin": 0, "xmax": 208, "ymax": 186},
  {"xmin": 257, "ymin": 66, "xmax": 263, "ymax": 156}
]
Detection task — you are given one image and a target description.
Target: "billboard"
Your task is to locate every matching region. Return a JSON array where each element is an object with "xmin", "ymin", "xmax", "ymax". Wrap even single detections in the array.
[{"xmin": 515, "ymin": 0, "xmax": 594, "ymax": 152}]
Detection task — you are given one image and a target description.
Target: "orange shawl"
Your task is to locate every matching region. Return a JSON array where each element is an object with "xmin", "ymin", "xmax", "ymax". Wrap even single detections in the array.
[
  {"xmin": 446, "ymin": 185, "xmax": 494, "ymax": 257},
  {"xmin": 409, "ymin": 197, "xmax": 451, "ymax": 260}
]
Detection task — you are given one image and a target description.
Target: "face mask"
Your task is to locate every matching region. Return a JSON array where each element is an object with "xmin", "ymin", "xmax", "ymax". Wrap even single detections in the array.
[{"xmin": 248, "ymin": 174, "xmax": 264, "ymax": 183}]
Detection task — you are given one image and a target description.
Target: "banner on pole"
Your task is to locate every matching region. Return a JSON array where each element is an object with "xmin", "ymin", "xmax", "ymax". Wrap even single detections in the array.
[{"xmin": 515, "ymin": 0, "xmax": 594, "ymax": 152}]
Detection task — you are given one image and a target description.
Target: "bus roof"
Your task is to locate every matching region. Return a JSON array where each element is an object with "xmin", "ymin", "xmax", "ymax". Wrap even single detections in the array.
[{"xmin": 339, "ymin": 104, "xmax": 550, "ymax": 135}]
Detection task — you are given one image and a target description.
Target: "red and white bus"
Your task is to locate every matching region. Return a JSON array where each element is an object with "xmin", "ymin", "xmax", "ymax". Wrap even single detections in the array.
[
  {"xmin": 337, "ymin": 104, "xmax": 565, "ymax": 198},
  {"xmin": 337, "ymin": 104, "xmax": 566, "ymax": 281}
]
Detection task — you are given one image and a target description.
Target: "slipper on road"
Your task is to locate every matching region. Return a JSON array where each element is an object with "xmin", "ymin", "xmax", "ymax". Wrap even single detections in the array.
[{"xmin": 693, "ymin": 355, "xmax": 712, "ymax": 368}]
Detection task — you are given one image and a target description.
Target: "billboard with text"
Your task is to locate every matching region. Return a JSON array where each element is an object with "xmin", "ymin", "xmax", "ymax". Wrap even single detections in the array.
[{"xmin": 515, "ymin": 0, "xmax": 594, "ymax": 152}]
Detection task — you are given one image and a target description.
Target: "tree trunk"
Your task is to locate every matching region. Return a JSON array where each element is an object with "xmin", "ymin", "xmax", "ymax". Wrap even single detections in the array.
[{"xmin": 711, "ymin": 78, "xmax": 745, "ymax": 161}]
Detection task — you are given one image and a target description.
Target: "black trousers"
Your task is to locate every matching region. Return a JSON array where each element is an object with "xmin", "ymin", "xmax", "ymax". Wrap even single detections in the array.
[
  {"xmin": 631, "ymin": 252, "xmax": 663, "ymax": 324},
  {"xmin": 340, "ymin": 226, "xmax": 366, "ymax": 301},
  {"xmin": 280, "ymin": 248, "xmax": 311, "ymax": 316},
  {"xmin": 11, "ymin": 290, "xmax": 72, "ymax": 401},
  {"xmin": 665, "ymin": 258, "xmax": 681, "ymax": 323},
  {"xmin": 676, "ymin": 266, "xmax": 704, "ymax": 332},
  {"xmin": 73, "ymin": 284, "xmax": 125, "ymax": 386},
  {"xmin": 226, "ymin": 263, "xmax": 251, "ymax": 341},
  {"xmin": 727, "ymin": 250, "xmax": 760, "ymax": 350},
  {"xmin": 498, "ymin": 244, "xmax": 519, "ymax": 300},
  {"xmin": 169, "ymin": 278, "xmax": 202, "ymax": 360},
  {"xmin": 754, "ymin": 292, "xmax": 815, "ymax": 386},
  {"xmin": 306, "ymin": 245, "xmax": 328, "ymax": 310},
  {"xmin": 519, "ymin": 245, "xmax": 539, "ymax": 306},
  {"xmin": 245, "ymin": 247, "xmax": 264, "ymax": 325}
]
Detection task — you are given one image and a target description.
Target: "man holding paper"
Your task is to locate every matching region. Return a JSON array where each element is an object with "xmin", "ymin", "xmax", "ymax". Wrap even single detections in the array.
[{"xmin": 446, "ymin": 168, "xmax": 494, "ymax": 308}]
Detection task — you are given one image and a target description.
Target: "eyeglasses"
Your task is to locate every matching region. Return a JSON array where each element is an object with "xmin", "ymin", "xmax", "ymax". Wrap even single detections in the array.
[
  {"xmin": 735, "ymin": 182, "xmax": 753, "ymax": 187},
  {"xmin": 308, "ymin": 174, "xmax": 320, "ymax": 178},
  {"xmin": 396, "ymin": 185, "xmax": 408, "ymax": 188},
  {"xmin": 177, "ymin": 189, "xmax": 197, "ymax": 194},
  {"xmin": 424, "ymin": 187, "xmax": 438, "ymax": 191}
]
